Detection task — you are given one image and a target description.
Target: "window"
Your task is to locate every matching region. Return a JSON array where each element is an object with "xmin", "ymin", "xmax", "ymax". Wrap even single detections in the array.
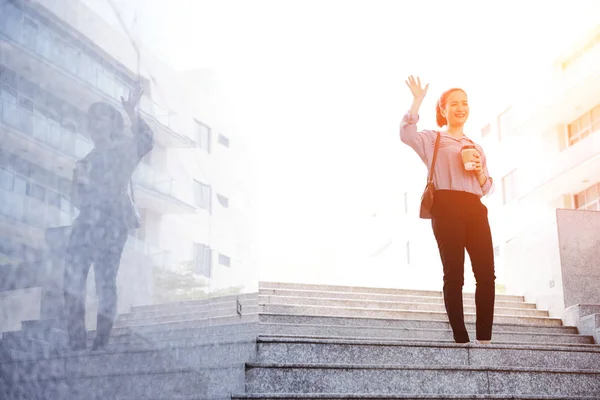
[
  {"xmin": 47, "ymin": 190, "xmax": 61, "ymax": 209},
  {"xmin": 218, "ymin": 134, "xmax": 230, "ymax": 148},
  {"xmin": 403, "ymin": 192, "xmax": 409, "ymax": 214},
  {"xmin": 194, "ymin": 243, "xmax": 212, "ymax": 277},
  {"xmin": 567, "ymin": 104, "xmax": 600, "ymax": 147},
  {"xmin": 406, "ymin": 241, "xmax": 411, "ymax": 264},
  {"xmin": 0, "ymin": 168, "xmax": 13, "ymax": 190},
  {"xmin": 3, "ymin": 1, "xmax": 23, "ymax": 42},
  {"xmin": 217, "ymin": 194, "xmax": 229, "ymax": 208},
  {"xmin": 218, "ymin": 253, "xmax": 231, "ymax": 267},
  {"xmin": 21, "ymin": 17, "xmax": 38, "ymax": 50},
  {"xmin": 28, "ymin": 182, "xmax": 45, "ymax": 201},
  {"xmin": 497, "ymin": 109, "xmax": 513, "ymax": 141},
  {"xmin": 501, "ymin": 170, "xmax": 517, "ymax": 205},
  {"xmin": 574, "ymin": 182, "xmax": 600, "ymax": 211},
  {"xmin": 195, "ymin": 120, "xmax": 211, "ymax": 152},
  {"xmin": 591, "ymin": 105, "xmax": 600, "ymax": 132},
  {"xmin": 193, "ymin": 180, "xmax": 212, "ymax": 211},
  {"xmin": 13, "ymin": 175, "xmax": 28, "ymax": 195}
]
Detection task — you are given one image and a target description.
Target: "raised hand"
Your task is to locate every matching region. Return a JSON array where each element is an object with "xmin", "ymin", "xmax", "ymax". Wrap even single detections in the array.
[
  {"xmin": 121, "ymin": 81, "xmax": 144, "ymax": 118},
  {"xmin": 405, "ymin": 75, "xmax": 429, "ymax": 101}
]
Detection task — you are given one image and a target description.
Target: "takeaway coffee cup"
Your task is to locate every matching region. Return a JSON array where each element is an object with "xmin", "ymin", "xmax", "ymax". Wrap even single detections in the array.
[{"xmin": 461, "ymin": 145, "xmax": 478, "ymax": 171}]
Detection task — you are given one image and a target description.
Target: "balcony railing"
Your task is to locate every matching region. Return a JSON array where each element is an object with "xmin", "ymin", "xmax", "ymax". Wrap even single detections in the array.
[
  {"xmin": 133, "ymin": 162, "xmax": 176, "ymax": 197},
  {"xmin": 0, "ymin": 5, "xmax": 196, "ymax": 146},
  {"xmin": 125, "ymin": 234, "xmax": 172, "ymax": 268},
  {"xmin": 514, "ymin": 130, "xmax": 600, "ymax": 201},
  {"xmin": 0, "ymin": 186, "xmax": 74, "ymax": 229},
  {"xmin": 0, "ymin": 98, "xmax": 94, "ymax": 160},
  {"xmin": 562, "ymin": 40, "xmax": 600, "ymax": 91}
]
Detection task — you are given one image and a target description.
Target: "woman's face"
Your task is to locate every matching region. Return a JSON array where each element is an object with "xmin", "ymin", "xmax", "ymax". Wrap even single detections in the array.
[{"xmin": 442, "ymin": 90, "xmax": 469, "ymax": 127}]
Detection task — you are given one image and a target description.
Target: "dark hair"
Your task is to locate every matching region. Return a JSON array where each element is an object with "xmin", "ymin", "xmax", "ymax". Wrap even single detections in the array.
[
  {"xmin": 435, "ymin": 88, "xmax": 466, "ymax": 127},
  {"xmin": 88, "ymin": 102, "xmax": 125, "ymax": 134}
]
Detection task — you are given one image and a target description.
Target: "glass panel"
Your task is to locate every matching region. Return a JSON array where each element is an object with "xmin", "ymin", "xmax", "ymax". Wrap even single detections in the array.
[
  {"xmin": 0, "ymin": 168, "xmax": 13, "ymax": 190},
  {"xmin": 591, "ymin": 105, "xmax": 600, "ymax": 123},
  {"xmin": 13, "ymin": 175, "xmax": 28, "ymax": 195},
  {"xmin": 28, "ymin": 182, "xmax": 45, "ymax": 201},
  {"xmin": 3, "ymin": 2, "xmax": 23, "ymax": 42},
  {"xmin": 585, "ymin": 185, "xmax": 599, "ymax": 203},
  {"xmin": 21, "ymin": 17, "xmax": 38, "ymax": 50},
  {"xmin": 36, "ymin": 25, "xmax": 53, "ymax": 59},
  {"xmin": 33, "ymin": 115, "xmax": 49, "ymax": 142},
  {"xmin": 47, "ymin": 121, "xmax": 62, "ymax": 149},
  {"xmin": 60, "ymin": 128, "xmax": 75, "ymax": 157},
  {"xmin": 47, "ymin": 190, "xmax": 61, "ymax": 208},
  {"xmin": 579, "ymin": 112, "xmax": 591, "ymax": 130},
  {"xmin": 2, "ymin": 100, "xmax": 20, "ymax": 128},
  {"xmin": 568, "ymin": 121, "xmax": 579, "ymax": 138},
  {"xmin": 575, "ymin": 192, "xmax": 586, "ymax": 208},
  {"xmin": 5, "ymin": 191, "xmax": 24, "ymax": 221}
]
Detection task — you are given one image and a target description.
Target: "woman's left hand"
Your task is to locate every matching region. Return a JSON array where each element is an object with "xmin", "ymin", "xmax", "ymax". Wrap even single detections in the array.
[{"xmin": 472, "ymin": 152, "xmax": 484, "ymax": 175}]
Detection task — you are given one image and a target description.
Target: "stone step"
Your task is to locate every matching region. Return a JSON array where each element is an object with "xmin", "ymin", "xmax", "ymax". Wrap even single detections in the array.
[
  {"xmin": 233, "ymin": 394, "xmax": 600, "ymax": 400},
  {"xmin": 115, "ymin": 306, "xmax": 259, "ymax": 327},
  {"xmin": 258, "ymin": 296, "xmax": 548, "ymax": 318},
  {"xmin": 244, "ymin": 363, "xmax": 600, "ymax": 397},
  {"xmin": 130, "ymin": 293, "xmax": 259, "ymax": 313},
  {"xmin": 4, "ymin": 367, "xmax": 242, "ymax": 399},
  {"xmin": 93, "ymin": 319, "xmax": 259, "ymax": 342},
  {"xmin": 260, "ymin": 323, "xmax": 593, "ymax": 346},
  {"xmin": 260, "ymin": 305, "xmax": 563, "ymax": 327},
  {"xmin": 259, "ymin": 282, "xmax": 525, "ymax": 303},
  {"xmin": 117, "ymin": 304, "xmax": 260, "ymax": 322},
  {"xmin": 260, "ymin": 288, "xmax": 536, "ymax": 309},
  {"xmin": 255, "ymin": 337, "xmax": 600, "ymax": 369},
  {"xmin": 1, "ymin": 341, "xmax": 255, "ymax": 383},
  {"xmin": 104, "ymin": 332, "xmax": 256, "ymax": 352},
  {"xmin": 258, "ymin": 314, "xmax": 578, "ymax": 335},
  {"xmin": 112, "ymin": 313, "xmax": 259, "ymax": 334}
]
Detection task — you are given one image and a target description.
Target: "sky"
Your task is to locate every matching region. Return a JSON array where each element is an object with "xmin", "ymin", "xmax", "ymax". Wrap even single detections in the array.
[{"xmin": 90, "ymin": 0, "xmax": 600, "ymax": 284}]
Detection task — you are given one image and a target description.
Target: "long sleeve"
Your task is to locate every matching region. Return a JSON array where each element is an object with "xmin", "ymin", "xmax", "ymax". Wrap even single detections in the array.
[
  {"xmin": 131, "ymin": 117, "xmax": 155, "ymax": 158},
  {"xmin": 477, "ymin": 145, "xmax": 493, "ymax": 196},
  {"xmin": 399, "ymin": 112, "xmax": 434, "ymax": 165}
]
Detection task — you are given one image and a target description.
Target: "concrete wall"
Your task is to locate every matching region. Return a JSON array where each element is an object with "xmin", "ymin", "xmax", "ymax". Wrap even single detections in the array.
[{"xmin": 556, "ymin": 208, "xmax": 600, "ymax": 307}]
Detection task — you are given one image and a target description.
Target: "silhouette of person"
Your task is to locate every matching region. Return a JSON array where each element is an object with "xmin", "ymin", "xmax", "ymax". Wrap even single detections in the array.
[{"xmin": 63, "ymin": 83, "xmax": 154, "ymax": 351}]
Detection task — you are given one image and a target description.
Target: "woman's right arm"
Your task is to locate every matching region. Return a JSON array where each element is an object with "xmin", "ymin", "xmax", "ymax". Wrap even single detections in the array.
[{"xmin": 400, "ymin": 77, "xmax": 432, "ymax": 161}]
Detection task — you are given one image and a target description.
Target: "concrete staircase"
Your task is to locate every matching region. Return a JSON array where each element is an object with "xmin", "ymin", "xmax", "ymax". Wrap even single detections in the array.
[
  {"xmin": 1, "ymin": 281, "xmax": 600, "ymax": 399},
  {"xmin": 239, "ymin": 282, "xmax": 600, "ymax": 399}
]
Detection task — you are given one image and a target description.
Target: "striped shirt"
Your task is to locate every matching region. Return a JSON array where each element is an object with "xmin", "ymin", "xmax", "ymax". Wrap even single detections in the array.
[{"xmin": 400, "ymin": 112, "xmax": 493, "ymax": 197}]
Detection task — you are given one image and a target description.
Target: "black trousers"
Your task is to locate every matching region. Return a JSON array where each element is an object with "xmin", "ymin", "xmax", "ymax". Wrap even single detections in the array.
[
  {"xmin": 431, "ymin": 190, "xmax": 496, "ymax": 343},
  {"xmin": 63, "ymin": 209, "xmax": 128, "ymax": 348}
]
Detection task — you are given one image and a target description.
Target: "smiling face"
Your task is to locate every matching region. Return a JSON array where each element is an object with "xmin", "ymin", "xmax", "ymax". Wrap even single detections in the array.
[{"xmin": 441, "ymin": 90, "xmax": 469, "ymax": 127}]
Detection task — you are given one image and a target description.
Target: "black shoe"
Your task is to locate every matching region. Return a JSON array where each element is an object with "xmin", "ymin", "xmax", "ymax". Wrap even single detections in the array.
[{"xmin": 90, "ymin": 338, "xmax": 107, "ymax": 351}]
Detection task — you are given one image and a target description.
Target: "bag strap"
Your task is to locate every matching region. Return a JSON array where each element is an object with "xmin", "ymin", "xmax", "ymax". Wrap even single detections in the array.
[
  {"xmin": 427, "ymin": 131, "xmax": 441, "ymax": 184},
  {"xmin": 129, "ymin": 179, "xmax": 135, "ymax": 203}
]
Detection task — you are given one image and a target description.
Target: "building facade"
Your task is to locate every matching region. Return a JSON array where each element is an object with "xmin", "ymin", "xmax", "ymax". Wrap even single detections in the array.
[
  {"xmin": 0, "ymin": 0, "xmax": 255, "ymax": 332},
  {"xmin": 477, "ymin": 24, "xmax": 600, "ymax": 318}
]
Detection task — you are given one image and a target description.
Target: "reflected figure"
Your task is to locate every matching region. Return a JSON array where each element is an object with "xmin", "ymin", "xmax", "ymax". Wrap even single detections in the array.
[{"xmin": 63, "ymin": 84, "xmax": 154, "ymax": 351}]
